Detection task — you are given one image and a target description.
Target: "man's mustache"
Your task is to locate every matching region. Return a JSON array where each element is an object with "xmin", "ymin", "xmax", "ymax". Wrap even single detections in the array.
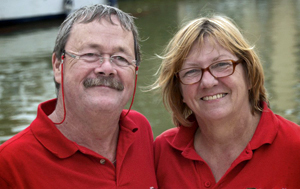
[{"xmin": 83, "ymin": 76, "xmax": 124, "ymax": 91}]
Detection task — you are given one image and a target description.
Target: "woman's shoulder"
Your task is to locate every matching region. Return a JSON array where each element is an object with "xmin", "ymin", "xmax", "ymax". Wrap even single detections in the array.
[
  {"xmin": 155, "ymin": 127, "xmax": 179, "ymax": 141},
  {"xmin": 154, "ymin": 127, "xmax": 183, "ymax": 152},
  {"xmin": 276, "ymin": 114, "xmax": 300, "ymax": 130}
]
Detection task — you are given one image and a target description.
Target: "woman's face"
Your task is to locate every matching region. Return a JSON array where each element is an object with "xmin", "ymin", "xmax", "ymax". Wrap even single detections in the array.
[{"xmin": 180, "ymin": 37, "xmax": 251, "ymax": 122}]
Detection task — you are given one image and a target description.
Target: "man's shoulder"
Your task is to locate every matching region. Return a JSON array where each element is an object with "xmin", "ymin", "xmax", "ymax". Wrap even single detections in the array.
[
  {"xmin": 0, "ymin": 126, "xmax": 33, "ymax": 156},
  {"xmin": 120, "ymin": 109, "xmax": 153, "ymax": 135},
  {"xmin": 0, "ymin": 99, "xmax": 56, "ymax": 153},
  {"xmin": 125, "ymin": 109, "xmax": 146, "ymax": 119},
  {"xmin": 122, "ymin": 109, "xmax": 150, "ymax": 125}
]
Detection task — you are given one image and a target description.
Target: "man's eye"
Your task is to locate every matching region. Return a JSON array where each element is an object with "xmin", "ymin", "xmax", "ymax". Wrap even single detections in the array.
[
  {"xmin": 81, "ymin": 53, "xmax": 99, "ymax": 62},
  {"xmin": 114, "ymin": 56, "xmax": 128, "ymax": 62},
  {"xmin": 113, "ymin": 56, "xmax": 131, "ymax": 66},
  {"xmin": 84, "ymin": 53, "xmax": 97, "ymax": 57}
]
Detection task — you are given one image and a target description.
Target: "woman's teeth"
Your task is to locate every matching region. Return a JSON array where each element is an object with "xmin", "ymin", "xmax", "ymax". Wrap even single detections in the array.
[{"xmin": 202, "ymin": 93, "xmax": 226, "ymax": 101}]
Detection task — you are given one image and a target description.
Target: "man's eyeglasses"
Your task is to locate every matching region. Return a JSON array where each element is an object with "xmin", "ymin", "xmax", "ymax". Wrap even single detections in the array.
[
  {"xmin": 176, "ymin": 59, "xmax": 243, "ymax": 85},
  {"xmin": 63, "ymin": 50, "xmax": 137, "ymax": 68}
]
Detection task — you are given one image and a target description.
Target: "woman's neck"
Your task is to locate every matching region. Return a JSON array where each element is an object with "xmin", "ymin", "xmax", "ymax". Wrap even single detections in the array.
[{"xmin": 193, "ymin": 111, "xmax": 261, "ymax": 182}]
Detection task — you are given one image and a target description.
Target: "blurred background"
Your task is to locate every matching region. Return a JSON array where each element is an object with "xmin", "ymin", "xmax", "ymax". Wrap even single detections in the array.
[{"xmin": 0, "ymin": 0, "xmax": 300, "ymax": 144}]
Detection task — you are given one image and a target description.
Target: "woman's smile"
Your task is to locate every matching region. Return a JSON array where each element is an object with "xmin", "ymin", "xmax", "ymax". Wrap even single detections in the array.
[{"xmin": 201, "ymin": 93, "xmax": 227, "ymax": 101}]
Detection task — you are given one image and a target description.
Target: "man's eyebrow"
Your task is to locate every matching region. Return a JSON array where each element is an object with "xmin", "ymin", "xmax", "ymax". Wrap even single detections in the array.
[
  {"xmin": 86, "ymin": 44, "xmax": 133, "ymax": 56},
  {"xmin": 118, "ymin": 47, "xmax": 134, "ymax": 55}
]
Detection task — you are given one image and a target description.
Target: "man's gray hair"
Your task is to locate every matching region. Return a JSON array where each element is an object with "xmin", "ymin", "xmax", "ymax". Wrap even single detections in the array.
[{"xmin": 53, "ymin": 4, "xmax": 140, "ymax": 92}]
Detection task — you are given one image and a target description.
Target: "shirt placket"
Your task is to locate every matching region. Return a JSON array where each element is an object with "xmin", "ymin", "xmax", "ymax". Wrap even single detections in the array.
[{"xmin": 194, "ymin": 160, "xmax": 217, "ymax": 189}]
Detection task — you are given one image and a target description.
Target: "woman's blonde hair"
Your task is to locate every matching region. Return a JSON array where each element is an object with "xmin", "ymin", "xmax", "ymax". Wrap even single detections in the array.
[{"xmin": 151, "ymin": 15, "xmax": 268, "ymax": 127}]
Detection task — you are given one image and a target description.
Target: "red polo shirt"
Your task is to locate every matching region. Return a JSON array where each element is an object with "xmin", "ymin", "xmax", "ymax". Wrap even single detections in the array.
[
  {"xmin": 0, "ymin": 99, "xmax": 158, "ymax": 189},
  {"xmin": 154, "ymin": 103, "xmax": 300, "ymax": 188}
]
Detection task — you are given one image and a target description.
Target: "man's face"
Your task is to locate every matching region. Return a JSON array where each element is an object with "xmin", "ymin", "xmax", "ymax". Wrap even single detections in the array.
[{"xmin": 54, "ymin": 16, "xmax": 136, "ymax": 115}]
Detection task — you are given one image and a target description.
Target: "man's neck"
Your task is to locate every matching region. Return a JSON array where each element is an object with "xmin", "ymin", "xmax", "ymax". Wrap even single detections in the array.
[{"xmin": 49, "ymin": 105, "xmax": 121, "ymax": 163}]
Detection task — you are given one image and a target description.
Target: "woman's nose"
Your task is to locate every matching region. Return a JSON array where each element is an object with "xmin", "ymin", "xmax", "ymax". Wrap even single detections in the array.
[{"xmin": 199, "ymin": 70, "xmax": 218, "ymax": 88}]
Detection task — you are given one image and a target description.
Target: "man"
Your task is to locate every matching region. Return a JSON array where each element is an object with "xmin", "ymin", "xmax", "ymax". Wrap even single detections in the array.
[{"xmin": 0, "ymin": 4, "xmax": 157, "ymax": 188}]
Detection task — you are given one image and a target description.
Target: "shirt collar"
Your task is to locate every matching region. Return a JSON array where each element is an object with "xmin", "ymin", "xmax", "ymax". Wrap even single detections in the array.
[
  {"xmin": 166, "ymin": 102, "xmax": 279, "ymax": 154},
  {"xmin": 248, "ymin": 101, "xmax": 279, "ymax": 150},
  {"xmin": 31, "ymin": 99, "xmax": 78, "ymax": 158},
  {"xmin": 119, "ymin": 110, "xmax": 139, "ymax": 133},
  {"xmin": 166, "ymin": 120, "xmax": 198, "ymax": 152},
  {"xmin": 164, "ymin": 115, "xmax": 199, "ymax": 161},
  {"xmin": 31, "ymin": 99, "xmax": 139, "ymax": 159}
]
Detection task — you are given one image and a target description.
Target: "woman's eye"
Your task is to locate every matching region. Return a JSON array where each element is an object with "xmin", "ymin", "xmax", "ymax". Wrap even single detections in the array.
[
  {"xmin": 184, "ymin": 69, "xmax": 201, "ymax": 76},
  {"xmin": 212, "ymin": 62, "xmax": 231, "ymax": 69}
]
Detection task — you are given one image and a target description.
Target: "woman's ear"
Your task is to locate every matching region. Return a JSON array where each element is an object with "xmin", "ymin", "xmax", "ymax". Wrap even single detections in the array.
[
  {"xmin": 247, "ymin": 79, "xmax": 252, "ymax": 90},
  {"xmin": 178, "ymin": 82, "xmax": 186, "ymax": 103},
  {"xmin": 52, "ymin": 53, "xmax": 62, "ymax": 84},
  {"xmin": 246, "ymin": 72, "xmax": 252, "ymax": 90},
  {"xmin": 243, "ymin": 63, "xmax": 252, "ymax": 90}
]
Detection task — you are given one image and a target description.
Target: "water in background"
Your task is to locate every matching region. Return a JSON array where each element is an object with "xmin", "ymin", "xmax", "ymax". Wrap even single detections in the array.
[{"xmin": 0, "ymin": 0, "xmax": 299, "ymax": 144}]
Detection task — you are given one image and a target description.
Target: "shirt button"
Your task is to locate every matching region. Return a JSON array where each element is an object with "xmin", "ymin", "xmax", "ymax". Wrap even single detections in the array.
[
  {"xmin": 204, "ymin": 181, "xmax": 211, "ymax": 188},
  {"xmin": 100, "ymin": 159, "xmax": 106, "ymax": 164}
]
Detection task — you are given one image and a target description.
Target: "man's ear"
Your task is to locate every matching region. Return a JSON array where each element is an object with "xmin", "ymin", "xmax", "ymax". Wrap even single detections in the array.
[{"xmin": 52, "ymin": 53, "xmax": 62, "ymax": 84}]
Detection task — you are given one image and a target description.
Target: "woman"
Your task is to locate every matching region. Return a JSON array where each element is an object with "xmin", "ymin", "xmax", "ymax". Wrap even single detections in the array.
[{"xmin": 152, "ymin": 15, "xmax": 300, "ymax": 188}]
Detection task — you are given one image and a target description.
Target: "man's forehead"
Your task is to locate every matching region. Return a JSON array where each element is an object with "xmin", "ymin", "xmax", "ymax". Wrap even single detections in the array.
[
  {"xmin": 66, "ymin": 17, "xmax": 135, "ymax": 55},
  {"xmin": 75, "ymin": 15, "xmax": 122, "ymax": 28}
]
